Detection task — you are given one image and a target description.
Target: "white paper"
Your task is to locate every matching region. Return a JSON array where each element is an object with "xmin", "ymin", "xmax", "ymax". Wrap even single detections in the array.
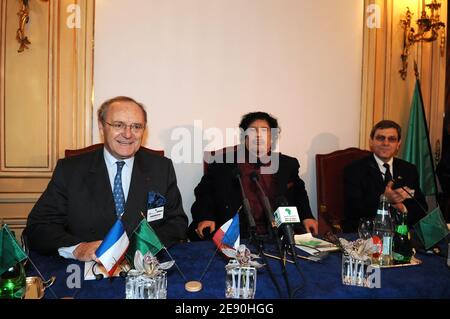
[{"xmin": 147, "ymin": 207, "xmax": 164, "ymax": 222}]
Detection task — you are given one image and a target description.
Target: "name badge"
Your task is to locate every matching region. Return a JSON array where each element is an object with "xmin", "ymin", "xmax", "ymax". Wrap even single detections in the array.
[{"xmin": 147, "ymin": 206, "xmax": 164, "ymax": 222}]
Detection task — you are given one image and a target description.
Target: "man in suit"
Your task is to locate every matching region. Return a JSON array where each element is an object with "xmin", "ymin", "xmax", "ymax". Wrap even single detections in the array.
[
  {"xmin": 24, "ymin": 96, "xmax": 188, "ymax": 261},
  {"xmin": 189, "ymin": 111, "xmax": 318, "ymax": 240},
  {"xmin": 343, "ymin": 120, "xmax": 427, "ymax": 232}
]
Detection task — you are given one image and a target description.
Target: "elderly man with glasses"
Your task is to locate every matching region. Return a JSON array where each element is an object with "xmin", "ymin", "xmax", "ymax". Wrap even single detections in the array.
[
  {"xmin": 343, "ymin": 120, "xmax": 427, "ymax": 232},
  {"xmin": 24, "ymin": 96, "xmax": 188, "ymax": 261}
]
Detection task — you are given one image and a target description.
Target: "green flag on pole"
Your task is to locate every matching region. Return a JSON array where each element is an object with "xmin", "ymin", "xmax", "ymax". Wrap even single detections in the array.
[
  {"xmin": 414, "ymin": 206, "xmax": 449, "ymax": 249},
  {"xmin": 126, "ymin": 220, "xmax": 164, "ymax": 267},
  {"xmin": 401, "ymin": 80, "xmax": 437, "ymax": 199},
  {"xmin": 0, "ymin": 224, "xmax": 28, "ymax": 276}
]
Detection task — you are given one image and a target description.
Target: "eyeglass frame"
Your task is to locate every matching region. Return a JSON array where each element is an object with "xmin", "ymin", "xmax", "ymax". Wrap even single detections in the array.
[
  {"xmin": 102, "ymin": 120, "xmax": 146, "ymax": 133},
  {"xmin": 373, "ymin": 134, "xmax": 399, "ymax": 143}
]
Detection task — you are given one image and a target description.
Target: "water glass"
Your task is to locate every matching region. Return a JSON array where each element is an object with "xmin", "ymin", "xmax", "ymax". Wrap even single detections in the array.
[
  {"xmin": 341, "ymin": 254, "xmax": 371, "ymax": 287},
  {"xmin": 225, "ymin": 260, "xmax": 257, "ymax": 299},
  {"xmin": 125, "ymin": 270, "xmax": 167, "ymax": 299},
  {"xmin": 125, "ymin": 270, "xmax": 140, "ymax": 299}
]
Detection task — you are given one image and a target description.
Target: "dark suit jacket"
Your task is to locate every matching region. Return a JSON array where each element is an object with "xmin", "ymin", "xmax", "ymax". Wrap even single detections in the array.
[
  {"xmin": 343, "ymin": 154, "xmax": 427, "ymax": 232},
  {"xmin": 190, "ymin": 151, "xmax": 314, "ymax": 238},
  {"xmin": 437, "ymin": 150, "xmax": 450, "ymax": 193},
  {"xmin": 24, "ymin": 147, "xmax": 188, "ymax": 254}
]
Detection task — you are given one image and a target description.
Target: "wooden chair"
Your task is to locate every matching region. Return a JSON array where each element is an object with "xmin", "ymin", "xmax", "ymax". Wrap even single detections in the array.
[
  {"xmin": 316, "ymin": 147, "xmax": 371, "ymax": 235},
  {"xmin": 64, "ymin": 143, "xmax": 164, "ymax": 158}
]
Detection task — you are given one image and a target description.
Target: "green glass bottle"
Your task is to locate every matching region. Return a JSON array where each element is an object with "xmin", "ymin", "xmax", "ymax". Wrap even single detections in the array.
[
  {"xmin": 0, "ymin": 262, "xmax": 26, "ymax": 299},
  {"xmin": 392, "ymin": 211, "xmax": 412, "ymax": 264}
]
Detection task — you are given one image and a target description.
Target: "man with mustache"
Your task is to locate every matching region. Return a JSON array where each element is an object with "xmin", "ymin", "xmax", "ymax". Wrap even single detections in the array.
[
  {"xmin": 343, "ymin": 120, "xmax": 427, "ymax": 232},
  {"xmin": 190, "ymin": 111, "xmax": 318, "ymax": 240}
]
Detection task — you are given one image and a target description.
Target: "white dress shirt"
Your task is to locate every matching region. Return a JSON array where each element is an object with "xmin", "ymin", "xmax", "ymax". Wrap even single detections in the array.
[
  {"xmin": 373, "ymin": 154, "xmax": 393, "ymax": 179},
  {"xmin": 58, "ymin": 147, "xmax": 135, "ymax": 259}
]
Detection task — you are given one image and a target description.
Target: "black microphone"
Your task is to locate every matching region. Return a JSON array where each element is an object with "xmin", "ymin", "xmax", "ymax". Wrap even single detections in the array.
[
  {"xmin": 235, "ymin": 169, "xmax": 284, "ymax": 298},
  {"xmin": 274, "ymin": 196, "xmax": 298, "ymax": 247},
  {"xmin": 232, "ymin": 168, "xmax": 256, "ymax": 231},
  {"xmin": 250, "ymin": 171, "xmax": 295, "ymax": 298},
  {"xmin": 249, "ymin": 171, "xmax": 277, "ymax": 231}
]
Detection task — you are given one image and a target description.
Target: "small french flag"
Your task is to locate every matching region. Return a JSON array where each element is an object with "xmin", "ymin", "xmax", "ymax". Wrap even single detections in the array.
[
  {"xmin": 213, "ymin": 213, "xmax": 240, "ymax": 251},
  {"xmin": 95, "ymin": 219, "xmax": 129, "ymax": 276}
]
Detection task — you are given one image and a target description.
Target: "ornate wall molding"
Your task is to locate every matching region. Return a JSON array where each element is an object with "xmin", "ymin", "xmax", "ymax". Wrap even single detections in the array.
[{"xmin": 0, "ymin": 0, "xmax": 94, "ymax": 232}]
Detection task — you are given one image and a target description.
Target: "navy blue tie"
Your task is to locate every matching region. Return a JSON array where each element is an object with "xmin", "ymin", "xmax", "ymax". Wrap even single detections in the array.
[{"xmin": 113, "ymin": 161, "xmax": 126, "ymax": 217}]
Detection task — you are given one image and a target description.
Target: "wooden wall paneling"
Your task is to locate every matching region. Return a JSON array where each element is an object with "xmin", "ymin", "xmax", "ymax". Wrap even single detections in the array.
[{"xmin": 0, "ymin": 0, "xmax": 94, "ymax": 238}]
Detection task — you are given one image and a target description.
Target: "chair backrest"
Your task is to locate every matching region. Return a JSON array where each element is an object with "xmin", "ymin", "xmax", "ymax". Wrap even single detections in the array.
[
  {"xmin": 316, "ymin": 147, "xmax": 371, "ymax": 235},
  {"xmin": 64, "ymin": 143, "xmax": 164, "ymax": 158}
]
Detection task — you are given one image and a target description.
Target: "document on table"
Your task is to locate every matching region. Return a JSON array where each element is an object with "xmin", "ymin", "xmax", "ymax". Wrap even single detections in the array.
[{"xmin": 294, "ymin": 233, "xmax": 340, "ymax": 255}]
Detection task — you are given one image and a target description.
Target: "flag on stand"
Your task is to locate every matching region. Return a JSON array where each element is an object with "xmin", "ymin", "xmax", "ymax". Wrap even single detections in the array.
[
  {"xmin": 401, "ymin": 79, "xmax": 438, "ymax": 202},
  {"xmin": 0, "ymin": 224, "xmax": 27, "ymax": 275},
  {"xmin": 95, "ymin": 219, "xmax": 129, "ymax": 276},
  {"xmin": 126, "ymin": 219, "xmax": 164, "ymax": 267},
  {"xmin": 213, "ymin": 213, "xmax": 240, "ymax": 251},
  {"xmin": 414, "ymin": 206, "xmax": 449, "ymax": 249}
]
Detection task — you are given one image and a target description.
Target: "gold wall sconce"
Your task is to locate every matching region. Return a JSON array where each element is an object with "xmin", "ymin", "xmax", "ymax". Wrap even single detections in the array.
[
  {"xmin": 16, "ymin": 0, "xmax": 31, "ymax": 52},
  {"xmin": 400, "ymin": 0, "xmax": 446, "ymax": 80},
  {"xmin": 16, "ymin": 0, "xmax": 48, "ymax": 53}
]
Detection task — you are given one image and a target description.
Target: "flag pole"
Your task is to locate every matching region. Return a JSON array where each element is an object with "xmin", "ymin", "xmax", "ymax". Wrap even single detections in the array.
[
  {"xmin": 163, "ymin": 247, "xmax": 188, "ymax": 282},
  {"xmin": 137, "ymin": 212, "xmax": 191, "ymax": 286},
  {"xmin": 184, "ymin": 245, "xmax": 220, "ymax": 293},
  {"xmin": 198, "ymin": 246, "xmax": 220, "ymax": 282}
]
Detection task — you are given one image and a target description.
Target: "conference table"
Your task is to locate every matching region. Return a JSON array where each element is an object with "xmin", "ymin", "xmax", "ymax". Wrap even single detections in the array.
[{"xmin": 25, "ymin": 235, "xmax": 450, "ymax": 299}]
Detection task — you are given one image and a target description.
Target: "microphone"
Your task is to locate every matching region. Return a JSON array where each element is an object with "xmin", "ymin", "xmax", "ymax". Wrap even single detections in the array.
[
  {"xmin": 274, "ymin": 196, "xmax": 300, "ymax": 247},
  {"xmin": 232, "ymin": 168, "xmax": 256, "ymax": 231},
  {"xmin": 234, "ymin": 169, "xmax": 283, "ymax": 298},
  {"xmin": 249, "ymin": 171, "xmax": 277, "ymax": 231},
  {"xmin": 249, "ymin": 170, "xmax": 294, "ymax": 298}
]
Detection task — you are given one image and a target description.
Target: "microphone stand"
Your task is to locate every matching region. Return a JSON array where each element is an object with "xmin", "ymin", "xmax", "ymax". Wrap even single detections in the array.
[
  {"xmin": 234, "ymin": 168, "xmax": 283, "ymax": 298},
  {"xmin": 276, "ymin": 196, "xmax": 307, "ymax": 297},
  {"xmin": 251, "ymin": 172, "xmax": 293, "ymax": 299}
]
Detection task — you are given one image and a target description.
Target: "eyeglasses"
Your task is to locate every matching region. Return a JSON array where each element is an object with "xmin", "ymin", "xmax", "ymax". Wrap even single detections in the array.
[
  {"xmin": 103, "ymin": 121, "xmax": 145, "ymax": 133},
  {"xmin": 374, "ymin": 135, "xmax": 398, "ymax": 143}
]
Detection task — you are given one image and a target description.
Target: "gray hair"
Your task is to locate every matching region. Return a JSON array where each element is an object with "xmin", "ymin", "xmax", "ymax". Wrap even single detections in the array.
[{"xmin": 97, "ymin": 96, "xmax": 147, "ymax": 123}]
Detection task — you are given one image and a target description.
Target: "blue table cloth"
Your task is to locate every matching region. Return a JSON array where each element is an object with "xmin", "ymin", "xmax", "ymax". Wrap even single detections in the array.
[{"xmin": 26, "ymin": 239, "xmax": 450, "ymax": 299}]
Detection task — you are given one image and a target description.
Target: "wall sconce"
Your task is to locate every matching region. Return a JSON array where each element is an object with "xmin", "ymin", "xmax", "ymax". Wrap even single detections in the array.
[
  {"xmin": 16, "ymin": 0, "xmax": 48, "ymax": 53},
  {"xmin": 399, "ymin": 0, "xmax": 446, "ymax": 80},
  {"xmin": 16, "ymin": 0, "xmax": 31, "ymax": 53}
]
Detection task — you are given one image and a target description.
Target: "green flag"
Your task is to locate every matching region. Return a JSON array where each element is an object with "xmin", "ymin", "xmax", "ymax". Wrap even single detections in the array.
[
  {"xmin": 126, "ymin": 220, "xmax": 164, "ymax": 266},
  {"xmin": 413, "ymin": 206, "xmax": 449, "ymax": 249},
  {"xmin": 401, "ymin": 80, "xmax": 437, "ymax": 198},
  {"xmin": 0, "ymin": 225, "xmax": 28, "ymax": 275}
]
